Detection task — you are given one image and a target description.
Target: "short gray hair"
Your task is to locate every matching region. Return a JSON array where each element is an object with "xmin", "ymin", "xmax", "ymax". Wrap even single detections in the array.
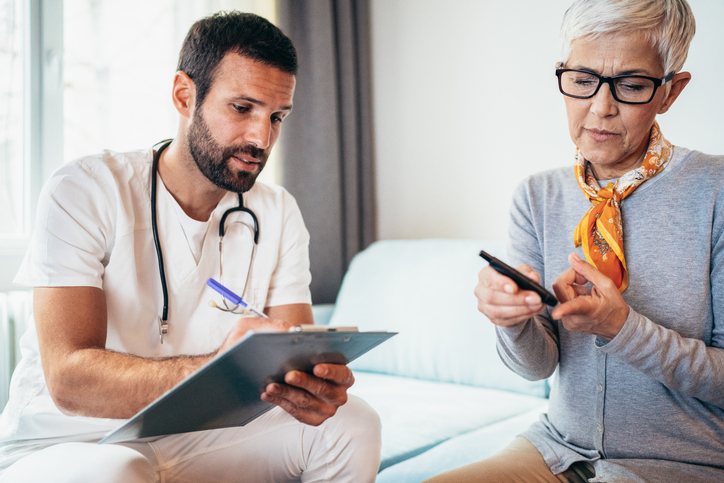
[{"xmin": 560, "ymin": 0, "xmax": 696, "ymax": 75}]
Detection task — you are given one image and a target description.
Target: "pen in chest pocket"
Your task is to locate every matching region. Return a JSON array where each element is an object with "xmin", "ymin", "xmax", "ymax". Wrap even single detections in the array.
[{"xmin": 207, "ymin": 278, "xmax": 268, "ymax": 318}]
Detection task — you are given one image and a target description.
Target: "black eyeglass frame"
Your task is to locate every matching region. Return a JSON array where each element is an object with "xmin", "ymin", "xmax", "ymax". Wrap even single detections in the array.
[{"xmin": 555, "ymin": 68, "xmax": 675, "ymax": 105}]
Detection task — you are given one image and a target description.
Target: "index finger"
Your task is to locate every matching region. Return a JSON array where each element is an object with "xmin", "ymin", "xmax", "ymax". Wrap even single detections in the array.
[
  {"xmin": 281, "ymin": 365, "xmax": 353, "ymax": 402},
  {"xmin": 552, "ymin": 267, "xmax": 582, "ymax": 304},
  {"xmin": 480, "ymin": 264, "xmax": 540, "ymax": 295},
  {"xmin": 477, "ymin": 269, "xmax": 542, "ymax": 313},
  {"xmin": 312, "ymin": 364, "xmax": 355, "ymax": 387},
  {"xmin": 567, "ymin": 253, "xmax": 618, "ymax": 291},
  {"xmin": 550, "ymin": 293, "xmax": 597, "ymax": 321}
]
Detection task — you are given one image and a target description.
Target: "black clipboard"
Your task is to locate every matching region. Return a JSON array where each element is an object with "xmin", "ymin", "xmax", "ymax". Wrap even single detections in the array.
[{"xmin": 99, "ymin": 328, "xmax": 396, "ymax": 444}]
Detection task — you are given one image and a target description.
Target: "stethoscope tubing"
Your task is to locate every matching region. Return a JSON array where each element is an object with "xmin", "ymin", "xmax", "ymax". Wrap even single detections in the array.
[
  {"xmin": 150, "ymin": 140, "xmax": 260, "ymax": 342},
  {"xmin": 151, "ymin": 141, "xmax": 172, "ymax": 323}
]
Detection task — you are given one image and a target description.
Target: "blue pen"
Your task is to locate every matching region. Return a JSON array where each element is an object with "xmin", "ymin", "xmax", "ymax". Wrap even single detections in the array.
[{"xmin": 206, "ymin": 278, "xmax": 268, "ymax": 318}]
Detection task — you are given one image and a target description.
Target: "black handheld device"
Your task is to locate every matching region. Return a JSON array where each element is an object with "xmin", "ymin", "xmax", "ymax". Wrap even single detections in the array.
[{"xmin": 479, "ymin": 250, "xmax": 558, "ymax": 306}]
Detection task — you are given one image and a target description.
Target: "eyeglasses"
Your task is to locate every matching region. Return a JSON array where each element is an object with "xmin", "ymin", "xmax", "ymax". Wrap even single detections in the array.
[{"xmin": 556, "ymin": 69, "xmax": 674, "ymax": 105}]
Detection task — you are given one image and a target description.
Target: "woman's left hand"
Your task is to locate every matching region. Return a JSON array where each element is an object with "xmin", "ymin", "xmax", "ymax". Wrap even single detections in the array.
[{"xmin": 551, "ymin": 253, "xmax": 630, "ymax": 340}]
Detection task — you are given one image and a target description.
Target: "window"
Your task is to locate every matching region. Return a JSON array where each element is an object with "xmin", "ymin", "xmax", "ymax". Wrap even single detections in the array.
[
  {"xmin": 0, "ymin": 0, "xmax": 24, "ymax": 237},
  {"xmin": 63, "ymin": 0, "xmax": 278, "ymax": 165},
  {"xmin": 0, "ymin": 0, "xmax": 279, "ymax": 291}
]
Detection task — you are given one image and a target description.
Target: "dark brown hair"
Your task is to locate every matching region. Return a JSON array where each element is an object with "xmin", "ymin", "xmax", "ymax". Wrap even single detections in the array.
[{"xmin": 177, "ymin": 11, "xmax": 298, "ymax": 107}]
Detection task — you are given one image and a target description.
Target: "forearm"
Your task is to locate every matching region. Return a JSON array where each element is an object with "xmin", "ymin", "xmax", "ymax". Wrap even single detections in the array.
[
  {"xmin": 600, "ymin": 308, "xmax": 724, "ymax": 408},
  {"xmin": 47, "ymin": 347, "xmax": 213, "ymax": 419},
  {"xmin": 495, "ymin": 313, "xmax": 559, "ymax": 381}
]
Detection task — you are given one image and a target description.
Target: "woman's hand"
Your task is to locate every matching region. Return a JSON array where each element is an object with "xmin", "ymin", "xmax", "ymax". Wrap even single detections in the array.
[
  {"xmin": 551, "ymin": 253, "xmax": 630, "ymax": 340},
  {"xmin": 475, "ymin": 264, "xmax": 546, "ymax": 327}
]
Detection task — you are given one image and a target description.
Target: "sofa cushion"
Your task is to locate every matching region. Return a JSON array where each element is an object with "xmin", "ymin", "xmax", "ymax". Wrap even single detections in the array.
[
  {"xmin": 349, "ymin": 371, "xmax": 548, "ymax": 472},
  {"xmin": 331, "ymin": 239, "xmax": 548, "ymax": 397},
  {"xmin": 375, "ymin": 406, "xmax": 546, "ymax": 482}
]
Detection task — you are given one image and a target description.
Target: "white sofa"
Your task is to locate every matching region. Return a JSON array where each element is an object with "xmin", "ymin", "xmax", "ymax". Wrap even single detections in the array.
[
  {"xmin": 313, "ymin": 239, "xmax": 550, "ymax": 482},
  {"xmin": 1, "ymin": 240, "xmax": 549, "ymax": 481}
]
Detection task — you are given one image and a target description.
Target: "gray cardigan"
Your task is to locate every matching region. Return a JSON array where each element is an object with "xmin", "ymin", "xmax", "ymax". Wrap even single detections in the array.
[{"xmin": 497, "ymin": 146, "xmax": 724, "ymax": 482}]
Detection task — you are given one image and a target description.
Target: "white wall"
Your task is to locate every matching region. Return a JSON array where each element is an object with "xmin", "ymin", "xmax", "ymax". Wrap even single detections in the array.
[{"xmin": 371, "ymin": 0, "xmax": 724, "ymax": 242}]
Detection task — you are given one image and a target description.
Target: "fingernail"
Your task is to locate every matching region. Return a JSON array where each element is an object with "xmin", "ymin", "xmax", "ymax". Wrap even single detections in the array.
[
  {"xmin": 287, "ymin": 373, "xmax": 300, "ymax": 384},
  {"xmin": 504, "ymin": 284, "xmax": 515, "ymax": 294},
  {"xmin": 525, "ymin": 295, "xmax": 541, "ymax": 304},
  {"xmin": 267, "ymin": 383, "xmax": 281, "ymax": 394},
  {"xmin": 571, "ymin": 253, "xmax": 582, "ymax": 262}
]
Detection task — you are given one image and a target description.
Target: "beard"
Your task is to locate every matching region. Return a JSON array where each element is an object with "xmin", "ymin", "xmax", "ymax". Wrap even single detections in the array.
[{"xmin": 187, "ymin": 108, "xmax": 268, "ymax": 193}]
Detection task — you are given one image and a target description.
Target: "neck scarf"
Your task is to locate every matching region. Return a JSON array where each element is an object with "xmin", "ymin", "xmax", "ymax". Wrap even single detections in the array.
[{"xmin": 573, "ymin": 121, "xmax": 672, "ymax": 292}]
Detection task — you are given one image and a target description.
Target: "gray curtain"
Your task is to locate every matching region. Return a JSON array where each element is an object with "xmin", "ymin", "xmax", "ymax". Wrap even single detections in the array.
[{"xmin": 277, "ymin": 0, "xmax": 376, "ymax": 304}]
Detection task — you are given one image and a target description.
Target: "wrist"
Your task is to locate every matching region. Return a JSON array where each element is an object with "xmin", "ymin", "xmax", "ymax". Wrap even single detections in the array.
[{"xmin": 599, "ymin": 305, "xmax": 630, "ymax": 341}]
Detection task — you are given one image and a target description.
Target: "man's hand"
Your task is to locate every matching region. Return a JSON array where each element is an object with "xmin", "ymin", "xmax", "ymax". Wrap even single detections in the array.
[
  {"xmin": 260, "ymin": 363, "xmax": 354, "ymax": 426},
  {"xmin": 551, "ymin": 253, "xmax": 630, "ymax": 340},
  {"xmin": 217, "ymin": 311, "xmax": 354, "ymax": 427},
  {"xmin": 475, "ymin": 264, "xmax": 546, "ymax": 327},
  {"xmin": 216, "ymin": 317, "xmax": 293, "ymax": 355}
]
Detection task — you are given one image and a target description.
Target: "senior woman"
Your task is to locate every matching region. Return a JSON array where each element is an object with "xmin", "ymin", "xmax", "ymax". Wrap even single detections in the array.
[{"xmin": 428, "ymin": 0, "xmax": 723, "ymax": 482}]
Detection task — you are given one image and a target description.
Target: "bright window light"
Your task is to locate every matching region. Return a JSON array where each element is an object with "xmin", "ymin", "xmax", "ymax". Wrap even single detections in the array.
[
  {"xmin": 0, "ymin": 0, "xmax": 25, "ymax": 237},
  {"xmin": 63, "ymin": 0, "xmax": 280, "ymax": 181}
]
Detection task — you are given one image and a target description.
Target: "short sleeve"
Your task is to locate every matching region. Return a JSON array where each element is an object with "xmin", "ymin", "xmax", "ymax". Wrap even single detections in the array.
[
  {"xmin": 14, "ymin": 161, "xmax": 116, "ymax": 289},
  {"xmin": 264, "ymin": 190, "xmax": 312, "ymax": 307}
]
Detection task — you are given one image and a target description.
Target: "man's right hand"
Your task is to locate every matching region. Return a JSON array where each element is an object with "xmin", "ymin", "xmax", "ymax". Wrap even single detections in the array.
[
  {"xmin": 216, "ymin": 317, "xmax": 293, "ymax": 355},
  {"xmin": 35, "ymin": 287, "xmax": 295, "ymax": 420},
  {"xmin": 474, "ymin": 264, "xmax": 545, "ymax": 327}
]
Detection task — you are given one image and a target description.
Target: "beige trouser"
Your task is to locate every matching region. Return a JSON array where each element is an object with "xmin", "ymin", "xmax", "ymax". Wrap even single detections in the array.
[{"xmin": 425, "ymin": 437, "xmax": 595, "ymax": 483}]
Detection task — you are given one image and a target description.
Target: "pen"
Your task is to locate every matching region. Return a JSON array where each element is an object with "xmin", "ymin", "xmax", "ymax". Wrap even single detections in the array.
[{"xmin": 206, "ymin": 278, "xmax": 268, "ymax": 318}]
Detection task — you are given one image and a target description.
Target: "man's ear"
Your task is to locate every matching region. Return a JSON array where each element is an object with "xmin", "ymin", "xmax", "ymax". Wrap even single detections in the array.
[
  {"xmin": 172, "ymin": 71, "xmax": 196, "ymax": 119},
  {"xmin": 658, "ymin": 72, "xmax": 691, "ymax": 115}
]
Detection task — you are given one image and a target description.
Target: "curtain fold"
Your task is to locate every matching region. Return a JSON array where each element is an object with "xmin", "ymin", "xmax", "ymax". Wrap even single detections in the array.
[{"xmin": 277, "ymin": 0, "xmax": 376, "ymax": 304}]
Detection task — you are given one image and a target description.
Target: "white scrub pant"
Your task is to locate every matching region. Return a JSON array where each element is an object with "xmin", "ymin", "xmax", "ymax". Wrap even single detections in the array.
[{"xmin": 0, "ymin": 396, "xmax": 381, "ymax": 483}]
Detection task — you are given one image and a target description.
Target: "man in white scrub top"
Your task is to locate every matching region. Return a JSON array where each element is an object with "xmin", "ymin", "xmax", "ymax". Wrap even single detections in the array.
[{"xmin": 0, "ymin": 11, "xmax": 381, "ymax": 483}]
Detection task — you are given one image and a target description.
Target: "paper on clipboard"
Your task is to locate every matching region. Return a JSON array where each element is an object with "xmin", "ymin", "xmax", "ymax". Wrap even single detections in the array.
[{"xmin": 99, "ymin": 328, "xmax": 396, "ymax": 444}]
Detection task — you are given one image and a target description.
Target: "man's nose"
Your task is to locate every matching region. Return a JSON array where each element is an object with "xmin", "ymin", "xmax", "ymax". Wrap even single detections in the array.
[{"xmin": 245, "ymin": 117, "xmax": 272, "ymax": 150}]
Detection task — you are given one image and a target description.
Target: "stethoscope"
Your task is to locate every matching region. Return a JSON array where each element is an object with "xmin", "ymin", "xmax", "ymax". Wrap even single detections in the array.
[{"xmin": 151, "ymin": 140, "xmax": 260, "ymax": 343}]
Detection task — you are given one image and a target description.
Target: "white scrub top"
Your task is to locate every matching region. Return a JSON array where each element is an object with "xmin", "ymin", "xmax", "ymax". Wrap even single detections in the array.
[{"xmin": 0, "ymin": 148, "xmax": 312, "ymax": 466}]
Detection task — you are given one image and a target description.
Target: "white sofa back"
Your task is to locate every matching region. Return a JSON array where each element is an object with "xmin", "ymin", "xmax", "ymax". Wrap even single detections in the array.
[{"xmin": 330, "ymin": 239, "xmax": 549, "ymax": 398}]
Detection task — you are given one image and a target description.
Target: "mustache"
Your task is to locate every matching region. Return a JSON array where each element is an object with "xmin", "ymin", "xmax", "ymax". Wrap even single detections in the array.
[{"xmin": 224, "ymin": 144, "xmax": 266, "ymax": 161}]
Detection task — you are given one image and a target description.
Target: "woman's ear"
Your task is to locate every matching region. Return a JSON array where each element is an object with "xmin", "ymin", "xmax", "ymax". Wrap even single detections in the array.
[
  {"xmin": 171, "ymin": 71, "xmax": 196, "ymax": 119},
  {"xmin": 658, "ymin": 72, "xmax": 691, "ymax": 115}
]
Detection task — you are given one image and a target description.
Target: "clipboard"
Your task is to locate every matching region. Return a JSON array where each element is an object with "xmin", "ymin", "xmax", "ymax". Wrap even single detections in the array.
[{"xmin": 99, "ymin": 328, "xmax": 396, "ymax": 444}]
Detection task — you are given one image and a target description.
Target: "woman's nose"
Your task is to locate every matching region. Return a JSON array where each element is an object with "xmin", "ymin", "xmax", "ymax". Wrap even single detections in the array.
[{"xmin": 590, "ymin": 82, "xmax": 618, "ymax": 117}]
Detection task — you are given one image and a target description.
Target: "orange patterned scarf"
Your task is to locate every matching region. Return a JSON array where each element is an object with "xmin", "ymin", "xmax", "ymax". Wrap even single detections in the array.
[{"xmin": 573, "ymin": 121, "xmax": 672, "ymax": 292}]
